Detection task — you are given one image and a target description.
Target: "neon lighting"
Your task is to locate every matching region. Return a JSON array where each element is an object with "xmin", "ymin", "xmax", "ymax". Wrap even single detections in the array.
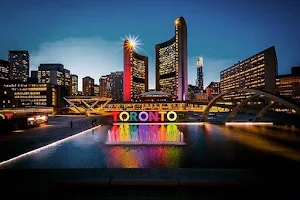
[
  {"xmin": 0, "ymin": 113, "xmax": 14, "ymax": 120},
  {"xmin": 119, "ymin": 111, "xmax": 130, "ymax": 121},
  {"xmin": 159, "ymin": 111, "xmax": 167, "ymax": 121},
  {"xmin": 112, "ymin": 111, "xmax": 120, "ymax": 121},
  {"xmin": 113, "ymin": 111, "xmax": 179, "ymax": 122},
  {"xmin": 4, "ymin": 113, "xmax": 13, "ymax": 119},
  {"xmin": 167, "ymin": 111, "xmax": 177, "ymax": 121},
  {"xmin": 0, "ymin": 125, "xmax": 102, "ymax": 168},
  {"xmin": 130, "ymin": 112, "xmax": 138, "ymax": 121},
  {"xmin": 106, "ymin": 124, "xmax": 185, "ymax": 145},
  {"xmin": 138, "ymin": 111, "xmax": 148, "ymax": 121},
  {"xmin": 149, "ymin": 111, "xmax": 158, "ymax": 121}
]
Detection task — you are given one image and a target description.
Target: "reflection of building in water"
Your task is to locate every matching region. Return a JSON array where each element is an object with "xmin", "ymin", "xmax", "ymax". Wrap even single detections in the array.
[{"xmin": 106, "ymin": 124, "xmax": 185, "ymax": 145}]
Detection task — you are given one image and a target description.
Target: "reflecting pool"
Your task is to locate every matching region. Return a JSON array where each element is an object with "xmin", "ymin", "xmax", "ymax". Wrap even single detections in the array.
[
  {"xmin": 2, "ymin": 123, "xmax": 300, "ymax": 168},
  {"xmin": 106, "ymin": 124, "xmax": 185, "ymax": 145}
]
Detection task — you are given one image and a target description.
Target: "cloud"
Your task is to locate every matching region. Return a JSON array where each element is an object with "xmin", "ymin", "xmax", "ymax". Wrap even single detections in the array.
[
  {"xmin": 188, "ymin": 56, "xmax": 236, "ymax": 88},
  {"xmin": 30, "ymin": 37, "xmax": 236, "ymax": 91}
]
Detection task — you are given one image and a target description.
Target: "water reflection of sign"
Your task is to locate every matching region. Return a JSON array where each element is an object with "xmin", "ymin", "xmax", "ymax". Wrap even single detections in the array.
[
  {"xmin": 112, "ymin": 111, "xmax": 178, "ymax": 122},
  {"xmin": 0, "ymin": 113, "xmax": 13, "ymax": 120},
  {"xmin": 106, "ymin": 124, "xmax": 185, "ymax": 145}
]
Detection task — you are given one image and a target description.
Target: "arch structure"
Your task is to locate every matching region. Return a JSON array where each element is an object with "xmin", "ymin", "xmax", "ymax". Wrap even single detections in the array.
[
  {"xmin": 64, "ymin": 97, "xmax": 112, "ymax": 115},
  {"xmin": 200, "ymin": 88, "xmax": 300, "ymax": 122}
]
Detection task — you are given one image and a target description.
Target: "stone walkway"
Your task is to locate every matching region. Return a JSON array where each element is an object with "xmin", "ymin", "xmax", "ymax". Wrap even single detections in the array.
[
  {"xmin": 0, "ymin": 168, "xmax": 299, "ymax": 199},
  {"xmin": 0, "ymin": 116, "xmax": 106, "ymax": 163}
]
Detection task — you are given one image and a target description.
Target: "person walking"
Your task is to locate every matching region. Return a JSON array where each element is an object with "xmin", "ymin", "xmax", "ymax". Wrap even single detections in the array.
[{"xmin": 70, "ymin": 121, "xmax": 73, "ymax": 128}]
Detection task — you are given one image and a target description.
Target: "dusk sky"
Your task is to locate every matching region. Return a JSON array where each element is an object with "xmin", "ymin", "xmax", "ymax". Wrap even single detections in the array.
[{"xmin": 0, "ymin": 0, "xmax": 299, "ymax": 90}]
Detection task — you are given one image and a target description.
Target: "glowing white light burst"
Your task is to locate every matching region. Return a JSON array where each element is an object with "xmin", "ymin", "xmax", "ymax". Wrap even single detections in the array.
[{"xmin": 121, "ymin": 34, "xmax": 143, "ymax": 51}]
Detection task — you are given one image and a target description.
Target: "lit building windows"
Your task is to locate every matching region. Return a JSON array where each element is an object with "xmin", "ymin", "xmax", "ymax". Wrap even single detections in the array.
[
  {"xmin": 220, "ymin": 46, "xmax": 277, "ymax": 101},
  {"xmin": 155, "ymin": 16, "xmax": 187, "ymax": 101},
  {"xmin": 123, "ymin": 40, "xmax": 148, "ymax": 102},
  {"xmin": 8, "ymin": 51, "xmax": 29, "ymax": 82}
]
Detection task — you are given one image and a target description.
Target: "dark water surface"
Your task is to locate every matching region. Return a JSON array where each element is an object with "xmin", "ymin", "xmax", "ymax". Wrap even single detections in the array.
[{"xmin": 2, "ymin": 123, "xmax": 300, "ymax": 168}]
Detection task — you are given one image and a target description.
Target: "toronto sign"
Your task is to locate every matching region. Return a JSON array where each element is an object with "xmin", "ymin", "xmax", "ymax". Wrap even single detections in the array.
[{"xmin": 111, "ymin": 111, "xmax": 178, "ymax": 122}]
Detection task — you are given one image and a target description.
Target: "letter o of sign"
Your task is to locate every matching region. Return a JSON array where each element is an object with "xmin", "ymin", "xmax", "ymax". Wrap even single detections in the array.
[
  {"xmin": 0, "ymin": 114, "xmax": 5, "ymax": 120},
  {"xmin": 167, "ymin": 111, "xmax": 177, "ymax": 121},
  {"xmin": 138, "ymin": 111, "xmax": 149, "ymax": 121},
  {"xmin": 119, "ymin": 111, "xmax": 130, "ymax": 121}
]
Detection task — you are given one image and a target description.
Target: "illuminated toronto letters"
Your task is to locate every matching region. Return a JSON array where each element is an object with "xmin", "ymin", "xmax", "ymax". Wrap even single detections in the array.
[{"xmin": 112, "ymin": 111, "xmax": 178, "ymax": 122}]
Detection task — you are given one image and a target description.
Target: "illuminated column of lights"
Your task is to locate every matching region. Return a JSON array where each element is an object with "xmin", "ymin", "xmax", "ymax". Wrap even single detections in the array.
[
  {"xmin": 130, "ymin": 48, "xmax": 133, "ymax": 99},
  {"xmin": 175, "ymin": 19, "xmax": 180, "ymax": 100},
  {"xmin": 123, "ymin": 40, "xmax": 132, "ymax": 102}
]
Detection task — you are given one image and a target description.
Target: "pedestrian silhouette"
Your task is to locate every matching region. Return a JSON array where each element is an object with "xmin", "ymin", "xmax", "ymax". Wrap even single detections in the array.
[{"xmin": 70, "ymin": 121, "xmax": 73, "ymax": 128}]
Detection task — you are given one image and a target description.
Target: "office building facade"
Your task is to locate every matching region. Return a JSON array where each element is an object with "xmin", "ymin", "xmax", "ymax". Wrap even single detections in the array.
[
  {"xmin": 2, "ymin": 81, "xmax": 66, "ymax": 107},
  {"xmin": 220, "ymin": 46, "xmax": 278, "ymax": 100},
  {"xmin": 64, "ymin": 69, "xmax": 71, "ymax": 91},
  {"xmin": 276, "ymin": 68, "xmax": 300, "ymax": 102},
  {"xmin": 109, "ymin": 71, "xmax": 123, "ymax": 101},
  {"xmin": 188, "ymin": 85, "xmax": 200, "ymax": 100},
  {"xmin": 99, "ymin": 75, "xmax": 109, "ymax": 98},
  {"xmin": 94, "ymin": 84, "xmax": 99, "ymax": 96},
  {"xmin": 206, "ymin": 82, "xmax": 220, "ymax": 100},
  {"xmin": 123, "ymin": 40, "xmax": 148, "ymax": 102},
  {"xmin": 82, "ymin": 76, "xmax": 94, "ymax": 96},
  {"xmin": 8, "ymin": 50, "xmax": 29, "ymax": 82},
  {"xmin": 38, "ymin": 64, "xmax": 65, "ymax": 86},
  {"xmin": 155, "ymin": 16, "xmax": 188, "ymax": 101},
  {"xmin": 71, "ymin": 74, "xmax": 78, "ymax": 95},
  {"xmin": 196, "ymin": 57, "xmax": 204, "ymax": 91},
  {"xmin": 0, "ymin": 59, "xmax": 9, "ymax": 80}
]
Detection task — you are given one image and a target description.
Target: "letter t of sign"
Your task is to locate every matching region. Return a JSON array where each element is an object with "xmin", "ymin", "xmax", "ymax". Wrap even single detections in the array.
[{"xmin": 111, "ymin": 111, "xmax": 120, "ymax": 122}]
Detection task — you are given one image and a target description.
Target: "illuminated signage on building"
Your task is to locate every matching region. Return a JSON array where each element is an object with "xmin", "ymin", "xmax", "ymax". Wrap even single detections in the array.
[
  {"xmin": 0, "ymin": 113, "xmax": 13, "ymax": 120},
  {"xmin": 112, "ymin": 111, "xmax": 178, "ymax": 122}
]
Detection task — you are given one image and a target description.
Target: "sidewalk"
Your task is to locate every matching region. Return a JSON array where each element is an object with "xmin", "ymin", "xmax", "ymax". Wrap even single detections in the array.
[{"xmin": 0, "ymin": 116, "xmax": 107, "ymax": 163}]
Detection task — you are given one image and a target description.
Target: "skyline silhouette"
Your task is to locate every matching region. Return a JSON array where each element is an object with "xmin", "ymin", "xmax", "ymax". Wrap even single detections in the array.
[{"xmin": 0, "ymin": 0, "xmax": 299, "ymax": 90}]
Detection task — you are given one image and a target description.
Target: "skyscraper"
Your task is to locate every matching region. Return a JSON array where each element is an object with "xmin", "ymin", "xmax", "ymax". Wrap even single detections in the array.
[
  {"xmin": 196, "ymin": 57, "xmax": 204, "ymax": 91},
  {"xmin": 206, "ymin": 82, "xmax": 220, "ymax": 100},
  {"xmin": 8, "ymin": 50, "xmax": 29, "ymax": 82},
  {"xmin": 94, "ymin": 84, "xmax": 99, "ymax": 96},
  {"xmin": 123, "ymin": 40, "xmax": 148, "ymax": 102},
  {"xmin": 71, "ymin": 74, "xmax": 78, "ymax": 95},
  {"xmin": 82, "ymin": 76, "xmax": 94, "ymax": 96},
  {"xmin": 0, "ymin": 59, "xmax": 9, "ymax": 80},
  {"xmin": 220, "ymin": 46, "xmax": 278, "ymax": 100},
  {"xmin": 155, "ymin": 16, "xmax": 188, "ymax": 101},
  {"xmin": 99, "ymin": 75, "xmax": 109, "ymax": 97},
  {"xmin": 38, "ymin": 64, "xmax": 65, "ymax": 86},
  {"xmin": 109, "ymin": 71, "xmax": 123, "ymax": 101}
]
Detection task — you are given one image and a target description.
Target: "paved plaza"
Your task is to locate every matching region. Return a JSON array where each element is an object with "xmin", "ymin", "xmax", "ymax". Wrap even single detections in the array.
[{"xmin": 0, "ymin": 116, "xmax": 106, "ymax": 163}]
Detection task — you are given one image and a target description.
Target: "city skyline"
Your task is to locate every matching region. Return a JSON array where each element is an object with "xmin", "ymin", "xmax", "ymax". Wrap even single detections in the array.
[{"xmin": 0, "ymin": 0, "xmax": 299, "ymax": 90}]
